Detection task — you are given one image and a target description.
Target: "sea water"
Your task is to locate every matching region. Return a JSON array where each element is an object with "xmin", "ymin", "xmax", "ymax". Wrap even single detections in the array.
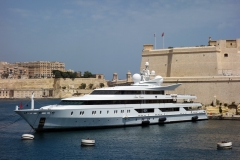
[{"xmin": 0, "ymin": 99, "xmax": 240, "ymax": 160}]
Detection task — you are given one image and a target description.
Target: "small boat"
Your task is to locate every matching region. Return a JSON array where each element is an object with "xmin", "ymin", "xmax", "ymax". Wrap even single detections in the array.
[
  {"xmin": 21, "ymin": 134, "xmax": 34, "ymax": 140},
  {"xmin": 81, "ymin": 138, "xmax": 95, "ymax": 146},
  {"xmin": 217, "ymin": 141, "xmax": 232, "ymax": 149}
]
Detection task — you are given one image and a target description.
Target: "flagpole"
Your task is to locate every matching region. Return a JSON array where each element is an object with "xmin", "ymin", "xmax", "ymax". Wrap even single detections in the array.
[
  {"xmin": 163, "ymin": 36, "xmax": 164, "ymax": 49},
  {"xmin": 162, "ymin": 32, "xmax": 164, "ymax": 49},
  {"xmin": 154, "ymin": 33, "xmax": 156, "ymax": 49}
]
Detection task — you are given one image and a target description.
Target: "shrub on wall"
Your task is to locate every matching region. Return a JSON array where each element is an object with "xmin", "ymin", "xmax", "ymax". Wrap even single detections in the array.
[
  {"xmin": 79, "ymin": 83, "xmax": 86, "ymax": 89},
  {"xmin": 88, "ymin": 83, "xmax": 93, "ymax": 89},
  {"xmin": 100, "ymin": 83, "xmax": 104, "ymax": 88}
]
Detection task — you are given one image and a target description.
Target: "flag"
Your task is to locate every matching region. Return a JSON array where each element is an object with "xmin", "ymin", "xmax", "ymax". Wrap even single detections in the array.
[
  {"xmin": 20, "ymin": 102, "xmax": 23, "ymax": 109},
  {"xmin": 162, "ymin": 32, "xmax": 164, "ymax": 37}
]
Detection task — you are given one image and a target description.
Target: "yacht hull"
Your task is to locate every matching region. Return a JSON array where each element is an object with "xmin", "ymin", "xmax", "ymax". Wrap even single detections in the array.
[{"xmin": 15, "ymin": 109, "xmax": 208, "ymax": 131}]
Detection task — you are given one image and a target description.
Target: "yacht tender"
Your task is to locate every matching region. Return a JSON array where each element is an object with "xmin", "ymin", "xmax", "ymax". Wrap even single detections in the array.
[{"xmin": 14, "ymin": 62, "xmax": 208, "ymax": 131}]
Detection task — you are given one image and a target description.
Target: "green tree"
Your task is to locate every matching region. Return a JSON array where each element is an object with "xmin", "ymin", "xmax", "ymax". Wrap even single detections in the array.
[
  {"xmin": 52, "ymin": 70, "xmax": 62, "ymax": 78},
  {"xmin": 79, "ymin": 83, "xmax": 86, "ymax": 89},
  {"xmin": 72, "ymin": 72, "xmax": 77, "ymax": 78},
  {"xmin": 100, "ymin": 83, "xmax": 104, "ymax": 88},
  {"xmin": 68, "ymin": 72, "xmax": 78, "ymax": 79},
  {"xmin": 83, "ymin": 71, "xmax": 92, "ymax": 78},
  {"xmin": 61, "ymin": 72, "xmax": 69, "ymax": 78}
]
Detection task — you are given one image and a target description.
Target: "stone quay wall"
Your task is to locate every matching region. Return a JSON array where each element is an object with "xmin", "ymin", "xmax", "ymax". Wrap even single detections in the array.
[
  {"xmin": 0, "ymin": 78, "xmax": 108, "ymax": 98},
  {"xmin": 163, "ymin": 76, "xmax": 240, "ymax": 105}
]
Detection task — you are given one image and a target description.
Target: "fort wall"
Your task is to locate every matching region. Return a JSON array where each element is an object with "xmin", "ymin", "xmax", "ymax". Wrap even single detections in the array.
[
  {"xmin": 0, "ymin": 78, "xmax": 108, "ymax": 98},
  {"xmin": 141, "ymin": 39, "xmax": 240, "ymax": 105},
  {"xmin": 141, "ymin": 39, "xmax": 240, "ymax": 77},
  {"xmin": 163, "ymin": 76, "xmax": 240, "ymax": 105}
]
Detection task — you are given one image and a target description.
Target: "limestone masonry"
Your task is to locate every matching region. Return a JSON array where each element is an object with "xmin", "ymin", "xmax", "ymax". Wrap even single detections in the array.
[
  {"xmin": 140, "ymin": 38, "xmax": 240, "ymax": 105},
  {"xmin": 0, "ymin": 77, "xmax": 107, "ymax": 99}
]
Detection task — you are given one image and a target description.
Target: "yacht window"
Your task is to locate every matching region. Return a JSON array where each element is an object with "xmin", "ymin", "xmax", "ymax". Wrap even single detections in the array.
[
  {"xmin": 100, "ymin": 111, "xmax": 102, "ymax": 114},
  {"xmin": 160, "ymin": 108, "xmax": 179, "ymax": 112},
  {"xmin": 135, "ymin": 108, "xmax": 154, "ymax": 113},
  {"xmin": 59, "ymin": 99, "xmax": 174, "ymax": 105},
  {"xmin": 90, "ymin": 90, "xmax": 163, "ymax": 95},
  {"xmin": 71, "ymin": 111, "xmax": 73, "ymax": 115},
  {"xmin": 80, "ymin": 111, "xmax": 84, "ymax": 115},
  {"xmin": 59, "ymin": 100, "xmax": 84, "ymax": 105},
  {"xmin": 107, "ymin": 110, "xmax": 109, "ymax": 114}
]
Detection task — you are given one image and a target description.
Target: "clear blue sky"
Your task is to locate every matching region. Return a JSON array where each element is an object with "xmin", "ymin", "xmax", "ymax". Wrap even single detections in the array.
[{"xmin": 1, "ymin": 0, "xmax": 239, "ymax": 80}]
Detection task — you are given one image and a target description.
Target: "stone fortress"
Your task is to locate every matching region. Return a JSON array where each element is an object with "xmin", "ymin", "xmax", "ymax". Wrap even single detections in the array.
[
  {"xmin": 0, "ymin": 61, "xmax": 106, "ymax": 98},
  {"xmin": 140, "ymin": 38, "xmax": 240, "ymax": 105}
]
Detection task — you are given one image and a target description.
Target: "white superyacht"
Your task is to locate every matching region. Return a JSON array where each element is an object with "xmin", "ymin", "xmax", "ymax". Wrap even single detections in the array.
[{"xmin": 15, "ymin": 62, "xmax": 208, "ymax": 131}]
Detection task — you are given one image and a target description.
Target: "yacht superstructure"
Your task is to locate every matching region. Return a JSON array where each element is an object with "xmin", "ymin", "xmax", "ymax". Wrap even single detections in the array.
[{"xmin": 14, "ymin": 62, "xmax": 208, "ymax": 131}]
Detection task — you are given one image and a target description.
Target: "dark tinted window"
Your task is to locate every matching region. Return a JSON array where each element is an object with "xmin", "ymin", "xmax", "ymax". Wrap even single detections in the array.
[
  {"xmin": 91, "ymin": 90, "xmax": 164, "ymax": 95},
  {"xmin": 160, "ymin": 108, "xmax": 179, "ymax": 112},
  {"xmin": 59, "ymin": 99, "xmax": 174, "ymax": 105}
]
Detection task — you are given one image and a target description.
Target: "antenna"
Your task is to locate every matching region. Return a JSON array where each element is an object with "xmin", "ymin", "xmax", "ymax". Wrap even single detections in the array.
[{"xmin": 31, "ymin": 92, "xmax": 34, "ymax": 110}]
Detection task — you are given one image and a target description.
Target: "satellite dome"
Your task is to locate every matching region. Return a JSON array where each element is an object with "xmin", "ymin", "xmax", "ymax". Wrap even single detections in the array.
[
  {"xmin": 151, "ymin": 70, "xmax": 155, "ymax": 75},
  {"xmin": 132, "ymin": 74, "xmax": 141, "ymax": 84},
  {"xmin": 154, "ymin": 76, "xmax": 163, "ymax": 85}
]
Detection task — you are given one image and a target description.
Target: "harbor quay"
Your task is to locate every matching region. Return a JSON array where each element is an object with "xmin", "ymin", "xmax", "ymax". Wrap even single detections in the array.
[{"xmin": 0, "ymin": 78, "xmax": 108, "ymax": 99}]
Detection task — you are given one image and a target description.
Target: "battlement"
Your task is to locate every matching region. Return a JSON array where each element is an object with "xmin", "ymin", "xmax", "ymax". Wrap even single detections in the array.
[{"xmin": 142, "ymin": 46, "xmax": 219, "ymax": 56}]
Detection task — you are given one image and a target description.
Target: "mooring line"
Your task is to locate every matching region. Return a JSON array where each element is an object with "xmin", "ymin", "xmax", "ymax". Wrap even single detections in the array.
[
  {"xmin": 0, "ymin": 114, "xmax": 18, "ymax": 121},
  {"xmin": 0, "ymin": 117, "xmax": 22, "ymax": 129}
]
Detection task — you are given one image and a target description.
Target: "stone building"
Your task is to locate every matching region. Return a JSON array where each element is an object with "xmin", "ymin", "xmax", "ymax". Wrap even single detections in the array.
[
  {"xmin": 0, "ymin": 89, "xmax": 12, "ymax": 98},
  {"xmin": 0, "ymin": 61, "xmax": 65, "ymax": 79},
  {"xmin": 140, "ymin": 38, "xmax": 240, "ymax": 105},
  {"xmin": 14, "ymin": 61, "xmax": 65, "ymax": 78},
  {"xmin": 141, "ymin": 38, "xmax": 240, "ymax": 77},
  {"xmin": 109, "ymin": 71, "xmax": 133, "ymax": 86}
]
